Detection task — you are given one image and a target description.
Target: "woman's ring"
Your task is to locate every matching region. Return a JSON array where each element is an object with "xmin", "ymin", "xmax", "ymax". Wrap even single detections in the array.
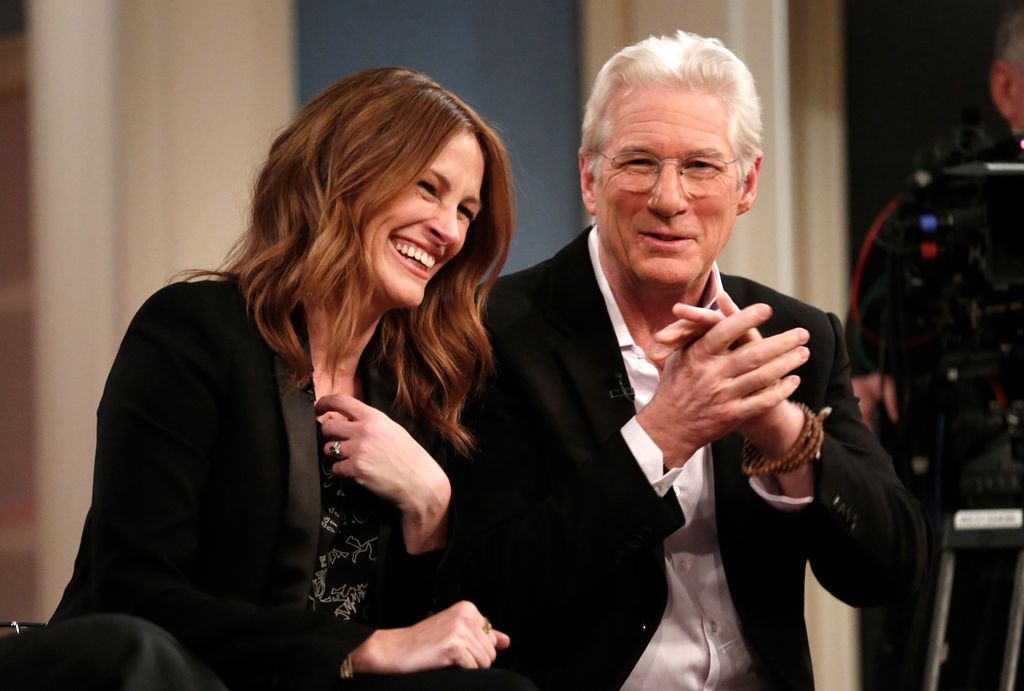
[
  {"xmin": 328, "ymin": 441, "xmax": 343, "ymax": 459},
  {"xmin": 482, "ymin": 617, "xmax": 492, "ymax": 634}
]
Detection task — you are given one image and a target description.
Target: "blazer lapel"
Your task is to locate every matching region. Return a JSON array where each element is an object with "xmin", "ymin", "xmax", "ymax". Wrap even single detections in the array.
[
  {"xmin": 269, "ymin": 355, "xmax": 321, "ymax": 607},
  {"xmin": 543, "ymin": 231, "xmax": 639, "ymax": 451},
  {"xmin": 545, "ymin": 231, "xmax": 673, "ymax": 583}
]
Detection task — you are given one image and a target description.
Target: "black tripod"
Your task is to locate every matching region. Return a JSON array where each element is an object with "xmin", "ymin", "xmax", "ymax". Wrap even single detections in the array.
[{"xmin": 923, "ymin": 512, "xmax": 1024, "ymax": 691}]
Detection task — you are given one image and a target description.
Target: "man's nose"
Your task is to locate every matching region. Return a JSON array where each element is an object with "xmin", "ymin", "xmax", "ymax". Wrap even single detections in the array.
[{"xmin": 647, "ymin": 163, "xmax": 689, "ymax": 215}]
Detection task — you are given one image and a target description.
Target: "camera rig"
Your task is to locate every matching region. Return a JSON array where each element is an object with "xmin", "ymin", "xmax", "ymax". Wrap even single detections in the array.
[{"xmin": 849, "ymin": 128, "xmax": 1024, "ymax": 516}]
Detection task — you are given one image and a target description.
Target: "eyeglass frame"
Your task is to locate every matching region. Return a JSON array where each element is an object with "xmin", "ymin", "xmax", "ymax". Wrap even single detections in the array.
[{"xmin": 595, "ymin": 151, "xmax": 740, "ymax": 195}]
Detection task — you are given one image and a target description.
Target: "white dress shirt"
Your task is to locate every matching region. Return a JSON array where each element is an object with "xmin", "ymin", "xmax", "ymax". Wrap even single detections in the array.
[{"xmin": 586, "ymin": 228, "xmax": 808, "ymax": 690}]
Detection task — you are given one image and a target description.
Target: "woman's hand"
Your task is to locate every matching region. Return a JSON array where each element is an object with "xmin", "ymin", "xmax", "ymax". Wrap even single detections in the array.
[
  {"xmin": 349, "ymin": 601, "xmax": 510, "ymax": 674},
  {"xmin": 315, "ymin": 394, "xmax": 452, "ymax": 554}
]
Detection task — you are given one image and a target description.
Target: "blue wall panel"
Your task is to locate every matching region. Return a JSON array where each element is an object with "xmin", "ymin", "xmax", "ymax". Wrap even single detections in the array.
[{"xmin": 296, "ymin": 0, "xmax": 581, "ymax": 273}]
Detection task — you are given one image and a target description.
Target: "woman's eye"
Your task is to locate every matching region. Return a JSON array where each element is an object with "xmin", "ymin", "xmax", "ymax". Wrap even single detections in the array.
[
  {"xmin": 458, "ymin": 206, "xmax": 477, "ymax": 223},
  {"xmin": 417, "ymin": 181, "xmax": 438, "ymax": 197}
]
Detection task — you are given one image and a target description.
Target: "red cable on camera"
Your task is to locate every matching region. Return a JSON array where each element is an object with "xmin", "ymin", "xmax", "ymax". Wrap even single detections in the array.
[
  {"xmin": 849, "ymin": 195, "xmax": 903, "ymax": 344},
  {"xmin": 849, "ymin": 194, "xmax": 939, "ymax": 348}
]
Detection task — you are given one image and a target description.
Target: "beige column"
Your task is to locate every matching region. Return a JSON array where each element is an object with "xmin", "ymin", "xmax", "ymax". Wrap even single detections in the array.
[
  {"xmin": 789, "ymin": 0, "xmax": 849, "ymax": 315},
  {"xmin": 28, "ymin": 0, "xmax": 294, "ymax": 617},
  {"xmin": 789, "ymin": 4, "xmax": 858, "ymax": 689},
  {"xmin": 580, "ymin": 2, "xmax": 856, "ymax": 688},
  {"xmin": 29, "ymin": 0, "xmax": 121, "ymax": 620}
]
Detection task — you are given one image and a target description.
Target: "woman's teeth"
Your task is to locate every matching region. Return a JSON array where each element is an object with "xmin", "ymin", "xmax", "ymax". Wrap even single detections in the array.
[{"xmin": 393, "ymin": 241, "xmax": 436, "ymax": 269}]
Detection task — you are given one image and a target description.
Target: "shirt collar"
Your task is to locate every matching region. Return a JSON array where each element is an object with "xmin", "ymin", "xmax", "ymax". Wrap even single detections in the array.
[{"xmin": 587, "ymin": 226, "xmax": 723, "ymax": 351}]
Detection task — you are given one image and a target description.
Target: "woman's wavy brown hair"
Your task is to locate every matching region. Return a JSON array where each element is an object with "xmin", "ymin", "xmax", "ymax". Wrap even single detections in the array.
[{"xmin": 214, "ymin": 67, "xmax": 514, "ymax": 454}]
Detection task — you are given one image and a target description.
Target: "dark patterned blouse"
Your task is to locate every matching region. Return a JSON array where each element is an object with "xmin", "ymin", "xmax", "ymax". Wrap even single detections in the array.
[{"xmin": 307, "ymin": 414, "xmax": 386, "ymax": 623}]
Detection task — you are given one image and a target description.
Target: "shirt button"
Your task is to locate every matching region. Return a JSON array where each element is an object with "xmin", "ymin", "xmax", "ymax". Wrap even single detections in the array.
[
  {"xmin": 678, "ymin": 558, "xmax": 689, "ymax": 572},
  {"xmin": 709, "ymin": 620, "xmax": 719, "ymax": 634}
]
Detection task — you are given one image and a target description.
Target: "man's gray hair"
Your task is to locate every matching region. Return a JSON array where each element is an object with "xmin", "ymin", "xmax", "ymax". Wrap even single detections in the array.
[
  {"xmin": 995, "ymin": 1, "xmax": 1024, "ymax": 69},
  {"xmin": 581, "ymin": 30, "xmax": 763, "ymax": 180}
]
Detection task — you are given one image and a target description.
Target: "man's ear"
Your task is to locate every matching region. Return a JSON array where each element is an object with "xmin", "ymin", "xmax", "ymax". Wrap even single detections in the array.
[
  {"xmin": 991, "ymin": 59, "xmax": 1023, "ymax": 129},
  {"xmin": 579, "ymin": 149, "xmax": 598, "ymax": 216},
  {"xmin": 737, "ymin": 155, "xmax": 762, "ymax": 216}
]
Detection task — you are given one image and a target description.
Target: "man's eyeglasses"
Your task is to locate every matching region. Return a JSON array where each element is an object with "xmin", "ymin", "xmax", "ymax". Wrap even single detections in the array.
[{"xmin": 597, "ymin": 152, "xmax": 738, "ymax": 196}]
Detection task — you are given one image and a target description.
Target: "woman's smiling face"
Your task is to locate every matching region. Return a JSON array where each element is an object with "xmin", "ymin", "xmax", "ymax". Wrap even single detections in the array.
[{"xmin": 365, "ymin": 130, "xmax": 485, "ymax": 315}]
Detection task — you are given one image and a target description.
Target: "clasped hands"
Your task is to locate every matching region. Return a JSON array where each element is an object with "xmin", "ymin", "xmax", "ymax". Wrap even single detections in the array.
[{"xmin": 637, "ymin": 292, "xmax": 809, "ymax": 475}]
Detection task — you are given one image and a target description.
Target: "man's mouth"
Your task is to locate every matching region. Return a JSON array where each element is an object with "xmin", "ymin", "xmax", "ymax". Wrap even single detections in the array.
[
  {"xmin": 641, "ymin": 231, "xmax": 688, "ymax": 242},
  {"xmin": 392, "ymin": 240, "xmax": 437, "ymax": 269}
]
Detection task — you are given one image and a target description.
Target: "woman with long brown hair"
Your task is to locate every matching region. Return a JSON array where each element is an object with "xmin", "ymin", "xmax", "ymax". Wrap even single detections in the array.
[{"xmin": 49, "ymin": 67, "xmax": 533, "ymax": 690}]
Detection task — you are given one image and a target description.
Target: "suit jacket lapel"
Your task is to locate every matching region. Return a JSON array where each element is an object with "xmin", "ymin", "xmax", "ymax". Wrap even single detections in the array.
[
  {"xmin": 544, "ymin": 231, "xmax": 674, "ymax": 584},
  {"xmin": 543, "ymin": 231, "xmax": 638, "ymax": 442},
  {"xmin": 270, "ymin": 354, "xmax": 321, "ymax": 607}
]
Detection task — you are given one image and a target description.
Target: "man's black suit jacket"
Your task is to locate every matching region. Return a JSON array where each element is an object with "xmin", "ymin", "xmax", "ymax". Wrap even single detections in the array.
[
  {"xmin": 54, "ymin": 281, "xmax": 442, "ymax": 691},
  {"xmin": 449, "ymin": 231, "xmax": 932, "ymax": 690}
]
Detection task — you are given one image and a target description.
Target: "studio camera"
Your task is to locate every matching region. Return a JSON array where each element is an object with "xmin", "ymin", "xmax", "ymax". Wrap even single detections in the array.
[{"xmin": 849, "ymin": 126, "xmax": 1024, "ymax": 514}]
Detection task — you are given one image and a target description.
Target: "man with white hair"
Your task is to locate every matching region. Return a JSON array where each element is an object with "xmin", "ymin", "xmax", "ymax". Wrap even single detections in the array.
[
  {"xmin": 991, "ymin": 0, "xmax": 1024, "ymax": 133},
  {"xmin": 449, "ymin": 30, "xmax": 932, "ymax": 690}
]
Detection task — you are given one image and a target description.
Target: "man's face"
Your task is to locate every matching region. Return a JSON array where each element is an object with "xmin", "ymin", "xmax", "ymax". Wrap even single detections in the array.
[
  {"xmin": 580, "ymin": 88, "xmax": 760, "ymax": 307},
  {"xmin": 991, "ymin": 58, "xmax": 1024, "ymax": 133}
]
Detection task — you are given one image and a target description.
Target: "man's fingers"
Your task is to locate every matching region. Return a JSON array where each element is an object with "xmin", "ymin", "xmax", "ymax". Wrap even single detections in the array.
[
  {"xmin": 720, "ymin": 330, "xmax": 808, "ymax": 382},
  {"xmin": 757, "ymin": 374, "xmax": 802, "ymax": 408},
  {"xmin": 694, "ymin": 303, "xmax": 772, "ymax": 353},
  {"xmin": 728, "ymin": 329, "xmax": 809, "ymax": 371},
  {"xmin": 739, "ymin": 375, "xmax": 802, "ymax": 417},
  {"xmin": 670, "ymin": 303, "xmax": 724, "ymax": 325},
  {"xmin": 717, "ymin": 291, "xmax": 763, "ymax": 343},
  {"xmin": 646, "ymin": 342, "xmax": 675, "ymax": 371},
  {"xmin": 716, "ymin": 290, "xmax": 738, "ymax": 315},
  {"xmin": 652, "ymin": 320, "xmax": 707, "ymax": 348},
  {"xmin": 729, "ymin": 345, "xmax": 809, "ymax": 395}
]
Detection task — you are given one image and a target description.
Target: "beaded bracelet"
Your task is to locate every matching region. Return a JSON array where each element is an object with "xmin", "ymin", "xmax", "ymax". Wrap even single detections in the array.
[{"xmin": 741, "ymin": 403, "xmax": 832, "ymax": 477}]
